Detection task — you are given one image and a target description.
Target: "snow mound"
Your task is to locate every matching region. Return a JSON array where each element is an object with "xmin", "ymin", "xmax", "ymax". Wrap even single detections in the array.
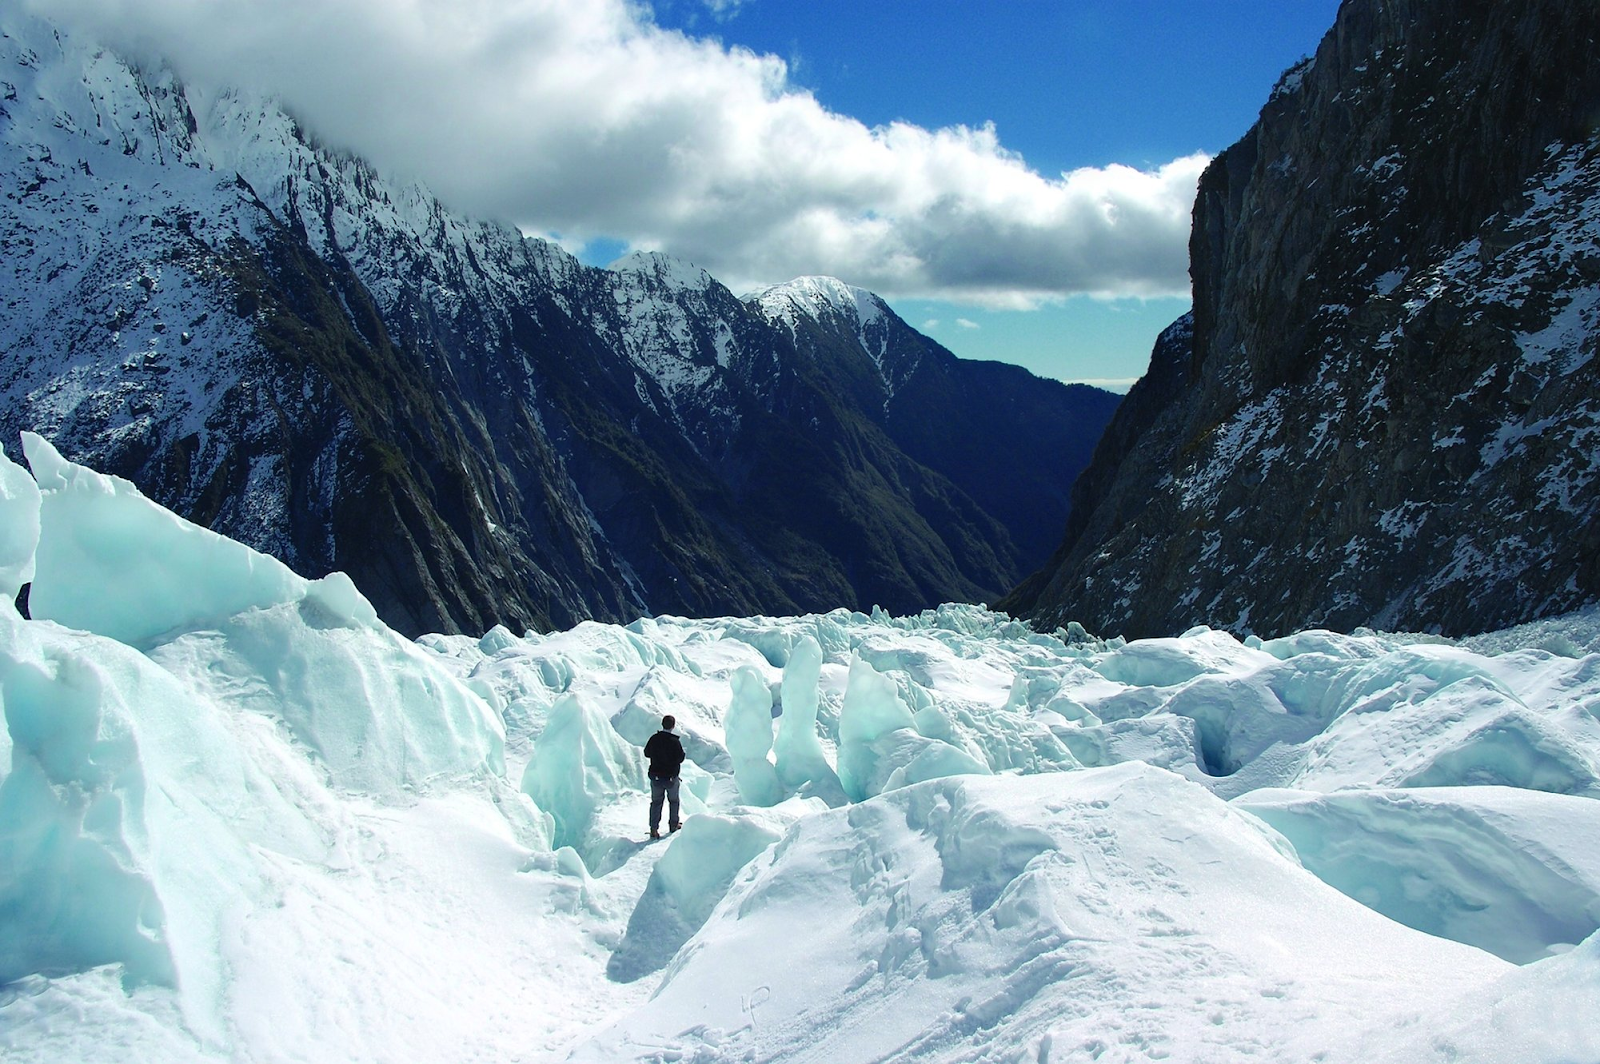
[
  {"xmin": 606, "ymin": 808, "xmax": 790, "ymax": 983},
  {"xmin": 1327, "ymin": 928, "xmax": 1600, "ymax": 1064},
  {"xmin": 0, "ymin": 602, "xmax": 334, "ymax": 1021},
  {"xmin": 149, "ymin": 602, "xmax": 508, "ymax": 796},
  {"xmin": 1091, "ymin": 625, "xmax": 1271, "ymax": 687},
  {"xmin": 2, "ymin": 437, "xmax": 561, "ymax": 1058},
  {"xmin": 1235, "ymin": 786, "xmax": 1600, "ymax": 963},
  {"xmin": 566, "ymin": 765, "xmax": 1506, "ymax": 1063},
  {"xmin": 1024, "ymin": 626, "xmax": 1600, "ymax": 799},
  {"xmin": 1459, "ymin": 604, "xmax": 1600, "ymax": 657},
  {"xmin": 1292, "ymin": 649, "xmax": 1600, "ymax": 796},
  {"xmin": 773, "ymin": 634, "xmax": 845, "ymax": 804},
  {"xmin": 1, "ymin": 611, "xmax": 178, "ymax": 988},
  {"xmin": 837, "ymin": 654, "xmax": 988, "ymax": 801},
  {"xmin": 16, "ymin": 434, "xmax": 506, "ymax": 798}
]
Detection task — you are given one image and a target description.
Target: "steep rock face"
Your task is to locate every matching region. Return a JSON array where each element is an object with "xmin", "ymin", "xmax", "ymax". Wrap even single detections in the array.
[
  {"xmin": 0, "ymin": 12, "xmax": 1116, "ymax": 634},
  {"xmin": 1007, "ymin": 0, "xmax": 1600, "ymax": 639}
]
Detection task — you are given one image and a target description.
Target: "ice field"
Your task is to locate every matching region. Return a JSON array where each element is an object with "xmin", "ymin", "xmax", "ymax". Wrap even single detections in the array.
[{"xmin": 1, "ymin": 433, "xmax": 1598, "ymax": 1063}]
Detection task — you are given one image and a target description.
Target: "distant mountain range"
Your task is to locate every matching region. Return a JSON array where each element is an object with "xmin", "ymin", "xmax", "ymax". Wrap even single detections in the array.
[
  {"xmin": 0, "ymin": 10, "xmax": 1118, "ymax": 637},
  {"xmin": 1006, "ymin": 0, "xmax": 1600, "ymax": 638}
]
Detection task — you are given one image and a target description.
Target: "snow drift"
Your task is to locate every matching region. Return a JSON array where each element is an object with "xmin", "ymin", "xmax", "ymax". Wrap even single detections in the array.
[{"xmin": 569, "ymin": 766, "xmax": 1505, "ymax": 1063}]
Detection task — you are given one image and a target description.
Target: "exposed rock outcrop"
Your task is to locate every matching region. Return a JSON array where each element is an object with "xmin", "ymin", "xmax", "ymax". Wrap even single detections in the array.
[{"xmin": 1007, "ymin": 0, "xmax": 1600, "ymax": 638}]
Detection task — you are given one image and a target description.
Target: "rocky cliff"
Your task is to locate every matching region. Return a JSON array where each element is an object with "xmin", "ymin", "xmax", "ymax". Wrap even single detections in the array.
[
  {"xmin": 1006, "ymin": 0, "xmax": 1600, "ymax": 638},
  {"xmin": 0, "ymin": 11, "xmax": 1116, "ymax": 636}
]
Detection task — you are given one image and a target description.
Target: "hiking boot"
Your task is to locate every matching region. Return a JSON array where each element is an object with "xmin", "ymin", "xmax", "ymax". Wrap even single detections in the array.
[
  {"xmin": 669, "ymin": 822, "xmax": 682, "ymax": 833},
  {"xmin": 649, "ymin": 829, "xmax": 661, "ymax": 839}
]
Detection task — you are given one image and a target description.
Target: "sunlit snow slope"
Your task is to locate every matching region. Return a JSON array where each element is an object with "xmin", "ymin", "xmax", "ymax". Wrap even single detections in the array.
[{"xmin": 2, "ymin": 440, "xmax": 1598, "ymax": 1064}]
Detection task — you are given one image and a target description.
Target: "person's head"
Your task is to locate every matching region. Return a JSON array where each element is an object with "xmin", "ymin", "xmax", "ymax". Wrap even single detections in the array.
[{"xmin": 661, "ymin": 714, "xmax": 676, "ymax": 731}]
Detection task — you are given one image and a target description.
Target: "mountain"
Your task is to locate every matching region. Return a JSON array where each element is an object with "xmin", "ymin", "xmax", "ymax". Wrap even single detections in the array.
[
  {"xmin": 1005, "ymin": 0, "xmax": 1600, "ymax": 639},
  {"xmin": 746, "ymin": 277, "xmax": 1120, "ymax": 576},
  {"xmin": 0, "ymin": 10, "xmax": 1117, "ymax": 637}
]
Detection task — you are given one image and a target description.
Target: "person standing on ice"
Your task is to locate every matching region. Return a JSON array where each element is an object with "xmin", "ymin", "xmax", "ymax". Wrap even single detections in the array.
[{"xmin": 644, "ymin": 715, "xmax": 686, "ymax": 839}]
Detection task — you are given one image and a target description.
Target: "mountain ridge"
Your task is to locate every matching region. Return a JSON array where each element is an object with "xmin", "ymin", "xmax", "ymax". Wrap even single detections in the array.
[{"xmin": 0, "ymin": 9, "xmax": 1118, "ymax": 636}]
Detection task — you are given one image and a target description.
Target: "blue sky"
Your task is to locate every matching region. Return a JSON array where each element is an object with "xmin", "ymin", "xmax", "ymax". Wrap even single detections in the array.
[
  {"xmin": 647, "ymin": 0, "xmax": 1342, "ymax": 389},
  {"xmin": 47, "ymin": 0, "xmax": 1342, "ymax": 390}
]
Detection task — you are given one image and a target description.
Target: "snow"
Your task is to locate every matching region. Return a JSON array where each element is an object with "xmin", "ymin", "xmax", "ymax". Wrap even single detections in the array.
[
  {"xmin": 1458, "ymin": 603, "xmax": 1600, "ymax": 657},
  {"xmin": 1374, "ymin": 267, "xmax": 1408, "ymax": 295},
  {"xmin": 606, "ymin": 808, "xmax": 792, "ymax": 985},
  {"xmin": 1235, "ymin": 786, "xmax": 1600, "ymax": 963},
  {"xmin": 609, "ymin": 251, "xmax": 719, "ymax": 294},
  {"xmin": 521, "ymin": 692, "xmax": 644, "ymax": 867},
  {"xmin": 21, "ymin": 430, "xmax": 376, "ymax": 646},
  {"xmin": 1333, "ymin": 930, "xmax": 1600, "ymax": 1064},
  {"xmin": 3, "ymin": 444, "xmax": 1600, "ymax": 1063},
  {"xmin": 0, "ymin": 441, "xmax": 40, "ymax": 599},
  {"xmin": 571, "ymin": 767, "xmax": 1503, "ymax": 1064},
  {"xmin": 744, "ymin": 276, "xmax": 916, "ymax": 399},
  {"xmin": 747, "ymin": 276, "xmax": 885, "ymax": 334},
  {"xmin": 602, "ymin": 250, "xmax": 748, "ymax": 448},
  {"xmin": 836, "ymin": 653, "xmax": 990, "ymax": 802},
  {"xmin": 1269, "ymin": 56, "xmax": 1315, "ymax": 103}
]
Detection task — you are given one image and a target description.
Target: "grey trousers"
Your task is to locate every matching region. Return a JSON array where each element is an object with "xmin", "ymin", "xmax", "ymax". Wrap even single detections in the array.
[{"xmin": 649, "ymin": 776, "xmax": 681, "ymax": 832}]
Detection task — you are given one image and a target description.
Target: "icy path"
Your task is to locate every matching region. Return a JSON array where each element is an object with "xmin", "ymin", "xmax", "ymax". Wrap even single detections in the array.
[{"xmin": 3, "ymin": 794, "xmax": 661, "ymax": 1064}]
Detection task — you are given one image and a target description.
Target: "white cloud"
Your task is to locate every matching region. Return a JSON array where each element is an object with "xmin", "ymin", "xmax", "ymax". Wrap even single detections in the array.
[
  {"xmin": 1068, "ymin": 377, "xmax": 1141, "ymax": 394},
  {"xmin": 34, "ymin": 0, "xmax": 1206, "ymax": 306},
  {"xmin": 700, "ymin": 0, "xmax": 749, "ymax": 19},
  {"xmin": 956, "ymin": 318, "xmax": 980, "ymax": 329},
  {"xmin": 921, "ymin": 319, "xmax": 942, "ymax": 332}
]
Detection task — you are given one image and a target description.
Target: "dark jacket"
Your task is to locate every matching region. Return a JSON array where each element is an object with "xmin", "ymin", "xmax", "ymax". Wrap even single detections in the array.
[{"xmin": 644, "ymin": 729, "xmax": 686, "ymax": 780}]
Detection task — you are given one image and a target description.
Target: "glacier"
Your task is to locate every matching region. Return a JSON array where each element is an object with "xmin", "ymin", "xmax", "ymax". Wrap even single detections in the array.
[{"xmin": 2, "ymin": 439, "xmax": 1598, "ymax": 1064}]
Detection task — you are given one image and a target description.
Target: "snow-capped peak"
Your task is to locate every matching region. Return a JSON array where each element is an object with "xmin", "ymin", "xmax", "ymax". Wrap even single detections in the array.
[
  {"xmin": 745, "ymin": 275, "xmax": 885, "ymax": 333},
  {"xmin": 607, "ymin": 250, "xmax": 718, "ymax": 293}
]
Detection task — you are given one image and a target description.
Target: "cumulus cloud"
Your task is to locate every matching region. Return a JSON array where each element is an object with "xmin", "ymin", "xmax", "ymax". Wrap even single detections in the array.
[
  {"xmin": 956, "ymin": 318, "xmax": 980, "ymax": 329},
  {"xmin": 35, "ymin": 0, "xmax": 1206, "ymax": 305}
]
